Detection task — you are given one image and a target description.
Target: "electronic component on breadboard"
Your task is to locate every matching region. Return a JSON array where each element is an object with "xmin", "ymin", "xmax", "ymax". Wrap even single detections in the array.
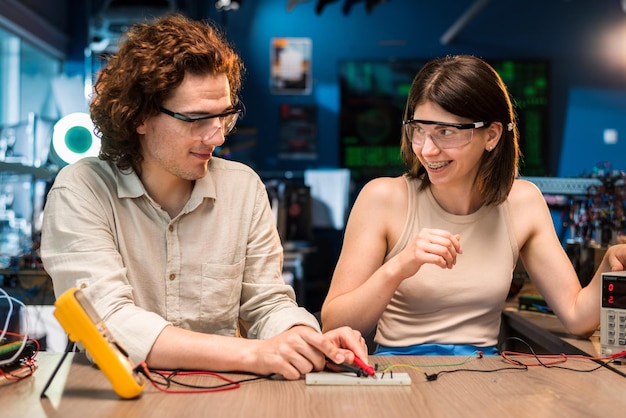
[{"xmin": 305, "ymin": 372, "xmax": 411, "ymax": 386}]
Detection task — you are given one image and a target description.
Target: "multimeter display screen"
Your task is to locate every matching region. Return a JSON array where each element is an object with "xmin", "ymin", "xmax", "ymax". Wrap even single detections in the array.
[{"xmin": 602, "ymin": 276, "xmax": 626, "ymax": 308}]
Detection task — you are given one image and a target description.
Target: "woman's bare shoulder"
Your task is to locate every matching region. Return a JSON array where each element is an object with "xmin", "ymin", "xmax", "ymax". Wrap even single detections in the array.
[
  {"xmin": 359, "ymin": 176, "xmax": 408, "ymax": 200},
  {"xmin": 508, "ymin": 178, "xmax": 553, "ymax": 242},
  {"xmin": 509, "ymin": 178, "xmax": 545, "ymax": 203}
]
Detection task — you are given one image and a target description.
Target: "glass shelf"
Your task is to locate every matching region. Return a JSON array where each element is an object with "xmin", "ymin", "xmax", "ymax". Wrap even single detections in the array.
[{"xmin": 0, "ymin": 161, "xmax": 56, "ymax": 180}]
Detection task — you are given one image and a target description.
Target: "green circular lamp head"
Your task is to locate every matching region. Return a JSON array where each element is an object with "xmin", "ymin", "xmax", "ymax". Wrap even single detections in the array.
[
  {"xmin": 65, "ymin": 126, "xmax": 93, "ymax": 154},
  {"xmin": 52, "ymin": 112, "xmax": 100, "ymax": 165}
]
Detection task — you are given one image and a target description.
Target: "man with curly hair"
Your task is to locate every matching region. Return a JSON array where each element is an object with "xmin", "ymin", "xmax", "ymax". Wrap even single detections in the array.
[{"xmin": 41, "ymin": 14, "xmax": 367, "ymax": 379}]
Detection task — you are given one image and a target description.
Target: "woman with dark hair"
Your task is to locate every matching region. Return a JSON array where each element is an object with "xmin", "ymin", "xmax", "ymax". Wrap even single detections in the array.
[{"xmin": 321, "ymin": 55, "xmax": 626, "ymax": 356}]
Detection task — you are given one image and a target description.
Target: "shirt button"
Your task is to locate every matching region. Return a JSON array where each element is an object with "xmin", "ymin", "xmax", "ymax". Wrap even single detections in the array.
[
  {"xmin": 169, "ymin": 273, "xmax": 176, "ymax": 281},
  {"xmin": 168, "ymin": 225, "xmax": 174, "ymax": 232}
]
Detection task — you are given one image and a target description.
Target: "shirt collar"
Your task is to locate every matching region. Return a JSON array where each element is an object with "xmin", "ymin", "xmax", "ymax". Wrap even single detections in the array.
[{"xmin": 115, "ymin": 163, "xmax": 218, "ymax": 203}]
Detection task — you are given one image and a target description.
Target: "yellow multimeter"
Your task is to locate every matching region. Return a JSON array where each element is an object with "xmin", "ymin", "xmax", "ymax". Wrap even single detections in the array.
[{"xmin": 53, "ymin": 287, "xmax": 146, "ymax": 399}]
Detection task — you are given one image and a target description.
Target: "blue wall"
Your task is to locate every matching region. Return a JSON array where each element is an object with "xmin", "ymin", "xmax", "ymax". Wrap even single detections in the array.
[
  {"xmin": 559, "ymin": 87, "xmax": 626, "ymax": 177},
  {"xmin": 60, "ymin": 1, "xmax": 626, "ymax": 177},
  {"xmin": 195, "ymin": 0, "xmax": 626, "ymax": 177}
]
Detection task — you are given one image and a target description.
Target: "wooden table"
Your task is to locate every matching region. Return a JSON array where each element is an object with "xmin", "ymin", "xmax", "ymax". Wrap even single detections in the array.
[{"xmin": 3, "ymin": 352, "xmax": 626, "ymax": 418}]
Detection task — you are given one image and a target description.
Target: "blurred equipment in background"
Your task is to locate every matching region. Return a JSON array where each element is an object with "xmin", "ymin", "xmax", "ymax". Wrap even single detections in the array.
[
  {"xmin": 86, "ymin": 1, "xmax": 179, "ymax": 98},
  {"xmin": 0, "ymin": 114, "xmax": 55, "ymax": 270},
  {"xmin": 88, "ymin": 0, "xmax": 179, "ymax": 55},
  {"xmin": 216, "ymin": 0, "xmax": 242, "ymax": 11},
  {"xmin": 315, "ymin": 0, "xmax": 389, "ymax": 15},
  {"xmin": 525, "ymin": 162, "xmax": 625, "ymax": 286},
  {"xmin": 304, "ymin": 168, "xmax": 350, "ymax": 230},
  {"xmin": 266, "ymin": 179, "xmax": 312, "ymax": 244}
]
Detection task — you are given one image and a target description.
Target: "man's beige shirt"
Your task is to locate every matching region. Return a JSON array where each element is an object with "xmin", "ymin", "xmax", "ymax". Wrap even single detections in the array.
[{"xmin": 41, "ymin": 157, "xmax": 319, "ymax": 363}]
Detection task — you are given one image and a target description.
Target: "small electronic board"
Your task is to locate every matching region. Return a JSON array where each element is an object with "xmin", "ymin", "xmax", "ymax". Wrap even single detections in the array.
[{"xmin": 305, "ymin": 372, "xmax": 411, "ymax": 386}]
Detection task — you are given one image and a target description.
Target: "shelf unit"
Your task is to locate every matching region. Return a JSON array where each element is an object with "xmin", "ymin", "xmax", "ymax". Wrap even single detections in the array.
[
  {"xmin": 0, "ymin": 161, "xmax": 56, "ymax": 180},
  {"xmin": 1, "ymin": 159, "xmax": 57, "ymax": 269},
  {"xmin": 522, "ymin": 176, "xmax": 623, "ymax": 195}
]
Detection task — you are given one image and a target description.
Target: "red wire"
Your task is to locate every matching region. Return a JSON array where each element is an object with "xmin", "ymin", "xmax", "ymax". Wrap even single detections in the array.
[
  {"xmin": 501, "ymin": 350, "xmax": 626, "ymax": 366},
  {"xmin": 139, "ymin": 363, "xmax": 243, "ymax": 394},
  {"xmin": 0, "ymin": 359, "xmax": 37, "ymax": 381},
  {"xmin": 0, "ymin": 331, "xmax": 40, "ymax": 382},
  {"xmin": 0, "ymin": 330, "xmax": 41, "ymax": 354}
]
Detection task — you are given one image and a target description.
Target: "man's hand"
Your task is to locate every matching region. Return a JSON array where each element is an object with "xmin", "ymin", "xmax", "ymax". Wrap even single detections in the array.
[{"xmin": 250, "ymin": 325, "xmax": 366, "ymax": 380}]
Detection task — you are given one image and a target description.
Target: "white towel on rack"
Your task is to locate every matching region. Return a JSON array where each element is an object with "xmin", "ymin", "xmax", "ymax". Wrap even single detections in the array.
[{"xmin": 304, "ymin": 169, "xmax": 350, "ymax": 230}]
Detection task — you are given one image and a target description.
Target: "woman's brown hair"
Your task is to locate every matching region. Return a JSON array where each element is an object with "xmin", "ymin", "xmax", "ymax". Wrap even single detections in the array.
[{"xmin": 400, "ymin": 55, "xmax": 520, "ymax": 206}]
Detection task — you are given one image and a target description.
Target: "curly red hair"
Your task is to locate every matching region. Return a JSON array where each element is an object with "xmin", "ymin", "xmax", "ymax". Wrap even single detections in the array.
[{"xmin": 90, "ymin": 13, "xmax": 244, "ymax": 173}]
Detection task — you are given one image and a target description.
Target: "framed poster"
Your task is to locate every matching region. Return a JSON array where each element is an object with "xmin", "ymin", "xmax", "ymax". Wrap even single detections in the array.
[
  {"xmin": 278, "ymin": 104, "xmax": 317, "ymax": 160},
  {"xmin": 270, "ymin": 38, "xmax": 312, "ymax": 95}
]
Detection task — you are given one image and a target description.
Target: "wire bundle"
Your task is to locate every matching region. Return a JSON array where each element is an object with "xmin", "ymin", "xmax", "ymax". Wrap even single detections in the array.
[
  {"xmin": 375, "ymin": 337, "xmax": 626, "ymax": 382},
  {"xmin": 1, "ymin": 288, "xmax": 39, "ymax": 384},
  {"xmin": 135, "ymin": 362, "xmax": 271, "ymax": 394}
]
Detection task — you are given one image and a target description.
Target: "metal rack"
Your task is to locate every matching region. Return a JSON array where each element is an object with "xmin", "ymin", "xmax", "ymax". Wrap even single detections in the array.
[
  {"xmin": 0, "ymin": 161, "xmax": 55, "ymax": 180},
  {"xmin": 522, "ymin": 176, "xmax": 624, "ymax": 196}
]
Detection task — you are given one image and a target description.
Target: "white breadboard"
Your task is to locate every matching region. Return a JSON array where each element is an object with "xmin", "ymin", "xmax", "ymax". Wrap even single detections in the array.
[{"xmin": 305, "ymin": 372, "xmax": 411, "ymax": 386}]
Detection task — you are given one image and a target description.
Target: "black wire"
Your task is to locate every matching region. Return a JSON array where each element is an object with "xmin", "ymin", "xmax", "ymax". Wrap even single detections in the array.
[
  {"xmin": 139, "ymin": 368, "xmax": 271, "ymax": 391},
  {"xmin": 501, "ymin": 336, "xmax": 625, "ymax": 374},
  {"xmin": 163, "ymin": 372, "xmax": 268, "ymax": 390},
  {"xmin": 425, "ymin": 335, "xmax": 625, "ymax": 381},
  {"xmin": 595, "ymin": 360, "xmax": 626, "ymax": 378},
  {"xmin": 143, "ymin": 369, "xmax": 173, "ymax": 389},
  {"xmin": 425, "ymin": 365, "xmax": 528, "ymax": 381}
]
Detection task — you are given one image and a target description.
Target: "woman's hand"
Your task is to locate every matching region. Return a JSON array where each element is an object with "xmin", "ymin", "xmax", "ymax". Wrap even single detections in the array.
[
  {"xmin": 394, "ymin": 228, "xmax": 462, "ymax": 279},
  {"xmin": 605, "ymin": 243, "xmax": 626, "ymax": 272}
]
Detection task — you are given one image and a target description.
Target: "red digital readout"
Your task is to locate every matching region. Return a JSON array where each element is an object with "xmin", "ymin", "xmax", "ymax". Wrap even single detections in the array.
[{"xmin": 602, "ymin": 278, "xmax": 626, "ymax": 309}]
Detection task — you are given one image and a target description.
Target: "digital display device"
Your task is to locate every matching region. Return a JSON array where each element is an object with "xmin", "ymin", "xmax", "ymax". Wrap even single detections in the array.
[
  {"xmin": 339, "ymin": 58, "xmax": 550, "ymax": 182},
  {"xmin": 53, "ymin": 287, "xmax": 145, "ymax": 399},
  {"xmin": 602, "ymin": 274, "xmax": 626, "ymax": 308},
  {"xmin": 600, "ymin": 271, "xmax": 626, "ymax": 358}
]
